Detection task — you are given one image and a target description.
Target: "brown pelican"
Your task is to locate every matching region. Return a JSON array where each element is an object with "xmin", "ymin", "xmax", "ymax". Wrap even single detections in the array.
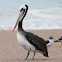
[{"xmin": 12, "ymin": 5, "xmax": 48, "ymax": 60}]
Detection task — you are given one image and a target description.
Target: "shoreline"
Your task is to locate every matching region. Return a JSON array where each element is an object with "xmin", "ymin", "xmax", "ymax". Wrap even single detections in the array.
[{"xmin": 1, "ymin": 29, "xmax": 62, "ymax": 38}]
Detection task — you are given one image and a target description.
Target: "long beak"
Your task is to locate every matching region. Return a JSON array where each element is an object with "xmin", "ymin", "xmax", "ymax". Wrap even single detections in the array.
[
  {"xmin": 54, "ymin": 40, "xmax": 59, "ymax": 42},
  {"xmin": 12, "ymin": 11, "xmax": 22, "ymax": 31}
]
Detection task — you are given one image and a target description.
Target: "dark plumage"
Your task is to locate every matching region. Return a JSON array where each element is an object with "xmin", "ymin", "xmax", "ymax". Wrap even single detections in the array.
[{"xmin": 25, "ymin": 32, "xmax": 47, "ymax": 52}]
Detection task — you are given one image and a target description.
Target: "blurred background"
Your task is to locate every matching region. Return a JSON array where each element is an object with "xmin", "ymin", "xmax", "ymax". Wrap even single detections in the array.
[{"xmin": 0, "ymin": 0, "xmax": 62, "ymax": 30}]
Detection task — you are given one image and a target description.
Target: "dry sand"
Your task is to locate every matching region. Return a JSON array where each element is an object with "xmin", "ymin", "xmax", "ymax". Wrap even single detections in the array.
[{"xmin": 0, "ymin": 29, "xmax": 62, "ymax": 62}]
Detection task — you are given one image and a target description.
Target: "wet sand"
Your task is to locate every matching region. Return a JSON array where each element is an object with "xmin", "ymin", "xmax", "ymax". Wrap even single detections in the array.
[{"xmin": 0, "ymin": 29, "xmax": 62, "ymax": 62}]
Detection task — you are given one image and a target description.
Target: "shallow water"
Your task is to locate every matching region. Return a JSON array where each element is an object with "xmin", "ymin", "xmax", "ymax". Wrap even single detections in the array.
[{"xmin": 0, "ymin": 0, "xmax": 62, "ymax": 30}]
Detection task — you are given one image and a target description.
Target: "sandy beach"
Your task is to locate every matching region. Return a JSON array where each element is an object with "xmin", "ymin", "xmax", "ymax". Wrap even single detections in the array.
[{"xmin": 0, "ymin": 29, "xmax": 62, "ymax": 62}]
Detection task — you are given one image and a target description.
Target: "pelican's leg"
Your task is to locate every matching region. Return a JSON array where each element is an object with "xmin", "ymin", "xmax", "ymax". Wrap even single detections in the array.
[
  {"xmin": 25, "ymin": 52, "xmax": 35, "ymax": 60},
  {"xmin": 31, "ymin": 52, "xmax": 35, "ymax": 60},
  {"xmin": 24, "ymin": 51, "xmax": 35, "ymax": 60},
  {"xmin": 18, "ymin": 51, "xmax": 35, "ymax": 60},
  {"xmin": 18, "ymin": 51, "xmax": 30, "ymax": 60},
  {"xmin": 25, "ymin": 51, "xmax": 30, "ymax": 60}
]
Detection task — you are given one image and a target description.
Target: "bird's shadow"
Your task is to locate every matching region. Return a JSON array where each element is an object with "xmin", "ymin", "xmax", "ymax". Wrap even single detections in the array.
[
  {"xmin": 8, "ymin": 58, "xmax": 54, "ymax": 62},
  {"xmin": 18, "ymin": 58, "xmax": 53, "ymax": 61},
  {"xmin": 35, "ymin": 58, "xmax": 48, "ymax": 60},
  {"xmin": 31, "ymin": 58, "xmax": 54, "ymax": 61}
]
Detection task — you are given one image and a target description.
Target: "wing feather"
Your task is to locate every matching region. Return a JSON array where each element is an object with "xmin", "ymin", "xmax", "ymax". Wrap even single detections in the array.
[{"xmin": 25, "ymin": 32, "xmax": 46, "ymax": 51}]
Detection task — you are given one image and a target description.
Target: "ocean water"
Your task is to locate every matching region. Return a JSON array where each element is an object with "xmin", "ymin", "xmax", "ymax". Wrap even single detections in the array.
[{"xmin": 0, "ymin": 0, "xmax": 62, "ymax": 30}]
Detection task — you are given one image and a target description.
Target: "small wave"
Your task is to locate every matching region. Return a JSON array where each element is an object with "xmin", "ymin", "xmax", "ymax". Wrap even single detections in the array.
[
  {"xmin": 0, "ymin": 7, "xmax": 62, "ymax": 30},
  {"xmin": 28, "ymin": 7, "xmax": 62, "ymax": 18}
]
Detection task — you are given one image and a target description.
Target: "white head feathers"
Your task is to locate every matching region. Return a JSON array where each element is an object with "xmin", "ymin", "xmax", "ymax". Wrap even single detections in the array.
[{"xmin": 19, "ymin": 5, "xmax": 26, "ymax": 10}]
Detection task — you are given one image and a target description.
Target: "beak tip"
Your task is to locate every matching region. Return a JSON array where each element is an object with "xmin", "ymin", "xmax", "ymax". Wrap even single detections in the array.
[{"xmin": 12, "ymin": 29, "xmax": 14, "ymax": 31}]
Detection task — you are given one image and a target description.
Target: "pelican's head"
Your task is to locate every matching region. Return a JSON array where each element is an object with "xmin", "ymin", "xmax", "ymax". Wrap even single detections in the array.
[{"xmin": 12, "ymin": 5, "xmax": 28, "ymax": 31}]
